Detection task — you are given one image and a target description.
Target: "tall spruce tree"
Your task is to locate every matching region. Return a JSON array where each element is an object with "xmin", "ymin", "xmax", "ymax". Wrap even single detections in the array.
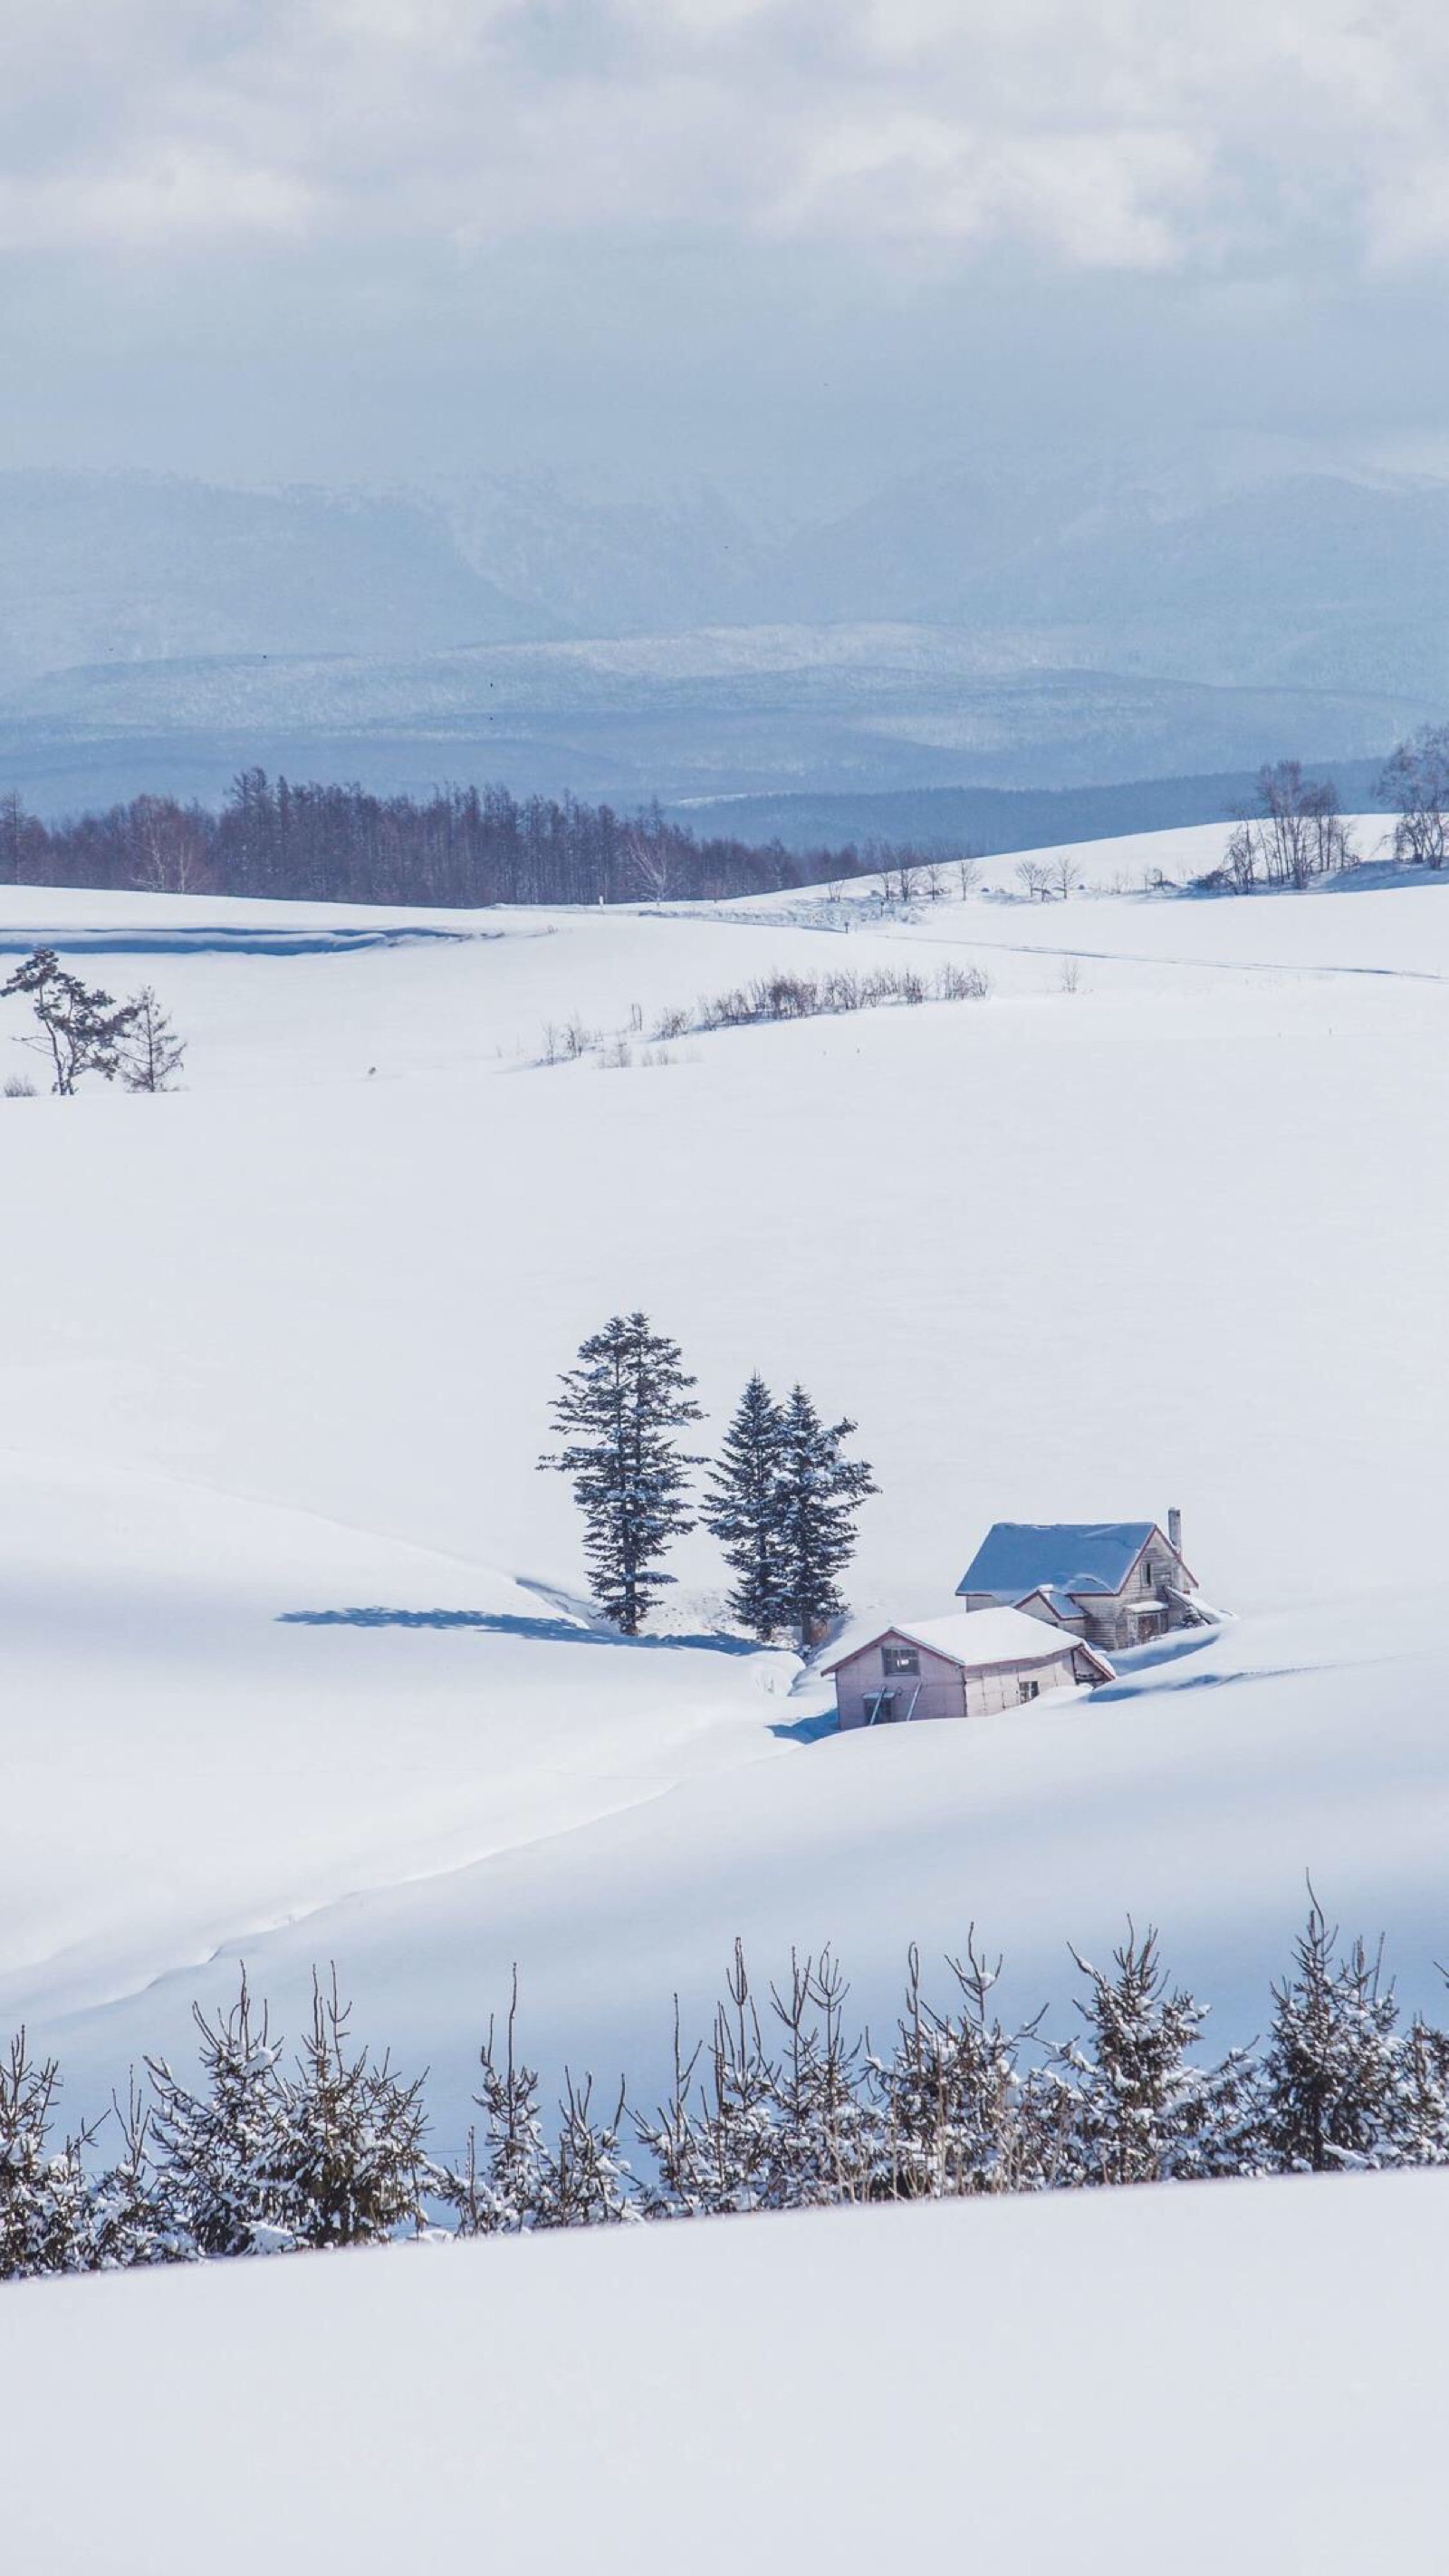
[
  {"xmin": 1054, "ymin": 1927, "xmax": 1250, "ymax": 2187},
  {"xmin": 540, "ymin": 1312, "xmax": 703, "ymax": 1634},
  {"xmin": 704, "ymin": 1373, "xmax": 786, "ymax": 1639},
  {"xmin": 772, "ymin": 1386, "xmax": 877, "ymax": 1649},
  {"xmin": 1257, "ymin": 1898, "xmax": 1406, "ymax": 2174}
]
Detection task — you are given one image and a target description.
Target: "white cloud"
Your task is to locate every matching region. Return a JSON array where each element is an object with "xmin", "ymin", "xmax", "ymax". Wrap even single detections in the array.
[{"xmin": 5, "ymin": 0, "xmax": 1449, "ymax": 281}]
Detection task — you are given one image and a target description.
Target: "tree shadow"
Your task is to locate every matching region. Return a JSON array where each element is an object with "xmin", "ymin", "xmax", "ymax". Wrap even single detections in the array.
[{"xmin": 276, "ymin": 1606, "xmax": 767, "ymax": 1657}]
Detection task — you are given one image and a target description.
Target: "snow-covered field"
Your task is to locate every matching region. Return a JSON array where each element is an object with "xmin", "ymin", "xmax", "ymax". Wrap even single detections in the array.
[
  {"xmin": 5, "ymin": 2167, "xmax": 1445, "ymax": 2573},
  {"xmin": 3, "ymin": 824, "xmax": 1448, "ymax": 2564}
]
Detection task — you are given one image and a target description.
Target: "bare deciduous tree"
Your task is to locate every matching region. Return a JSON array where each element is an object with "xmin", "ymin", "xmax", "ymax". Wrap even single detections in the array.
[
  {"xmin": 1378, "ymin": 723, "xmax": 1449, "ymax": 870},
  {"xmin": 120, "ymin": 986, "xmax": 187, "ymax": 1093}
]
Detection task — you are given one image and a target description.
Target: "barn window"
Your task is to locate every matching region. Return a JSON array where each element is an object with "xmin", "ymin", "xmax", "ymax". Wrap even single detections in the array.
[
  {"xmin": 1017, "ymin": 1677, "xmax": 1041, "ymax": 1702},
  {"xmin": 883, "ymin": 1644, "xmax": 920, "ymax": 1677}
]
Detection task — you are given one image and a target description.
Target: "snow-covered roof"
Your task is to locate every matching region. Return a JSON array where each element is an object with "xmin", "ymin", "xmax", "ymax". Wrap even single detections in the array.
[
  {"xmin": 1018, "ymin": 1584, "xmax": 1084, "ymax": 1622},
  {"xmin": 824, "ymin": 1607, "xmax": 1111, "ymax": 1679},
  {"xmin": 956, "ymin": 1522, "xmax": 1157, "ymax": 1601}
]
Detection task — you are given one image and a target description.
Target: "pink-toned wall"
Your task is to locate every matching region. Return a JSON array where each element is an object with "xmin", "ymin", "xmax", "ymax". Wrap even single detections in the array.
[{"xmin": 834, "ymin": 1636, "xmax": 1082, "ymax": 1731}]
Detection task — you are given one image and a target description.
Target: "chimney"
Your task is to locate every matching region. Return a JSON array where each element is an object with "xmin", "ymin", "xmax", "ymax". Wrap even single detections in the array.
[{"xmin": 1167, "ymin": 1506, "xmax": 1183, "ymax": 1559}]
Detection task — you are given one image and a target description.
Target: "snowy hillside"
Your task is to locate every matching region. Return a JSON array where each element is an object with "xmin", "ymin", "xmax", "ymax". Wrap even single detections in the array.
[
  {"xmin": 2, "ymin": 833, "xmax": 1449, "ymax": 2119},
  {"xmin": 5, "ymin": 828, "xmax": 1449, "ymax": 2559},
  {"xmin": 4, "ymin": 2168, "xmax": 1445, "ymax": 2574}
]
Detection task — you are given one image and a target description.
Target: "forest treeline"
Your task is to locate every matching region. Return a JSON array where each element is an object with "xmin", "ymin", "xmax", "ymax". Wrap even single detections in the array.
[
  {"xmin": 4, "ymin": 1904, "xmax": 1446, "ymax": 2279},
  {"xmin": 0, "ymin": 773, "xmax": 879, "ymax": 908}
]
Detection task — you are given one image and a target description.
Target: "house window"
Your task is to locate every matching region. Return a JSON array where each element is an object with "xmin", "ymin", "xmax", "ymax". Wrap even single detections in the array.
[
  {"xmin": 1017, "ymin": 1677, "xmax": 1041, "ymax": 1702},
  {"xmin": 882, "ymin": 1644, "xmax": 920, "ymax": 1677}
]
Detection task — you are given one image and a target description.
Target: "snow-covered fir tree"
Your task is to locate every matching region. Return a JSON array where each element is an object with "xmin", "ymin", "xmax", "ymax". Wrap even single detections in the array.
[
  {"xmin": 1396, "ymin": 2017, "xmax": 1449, "ymax": 2167},
  {"xmin": 1257, "ymin": 1899, "xmax": 1406, "ymax": 2173},
  {"xmin": 275, "ymin": 1970, "xmax": 429, "ymax": 2249},
  {"xmin": 440, "ymin": 1974, "xmax": 548, "ymax": 2234},
  {"xmin": 145, "ymin": 1972, "xmax": 297, "ymax": 2256},
  {"xmin": 0, "ymin": 2030, "xmax": 91, "ymax": 2279},
  {"xmin": 704, "ymin": 1372, "xmax": 787, "ymax": 1639},
  {"xmin": 771, "ymin": 1386, "xmax": 877, "ymax": 1650},
  {"xmin": 768, "ymin": 1948, "xmax": 878, "ymax": 2206},
  {"xmin": 533, "ymin": 2072, "xmax": 638, "ymax": 2227},
  {"xmin": 871, "ymin": 1939, "xmax": 1042, "ymax": 2199},
  {"xmin": 539, "ymin": 1312, "xmax": 703, "ymax": 1634},
  {"xmin": 1053, "ymin": 1927, "xmax": 1250, "ymax": 2187},
  {"xmin": 87, "ymin": 2078, "xmax": 184, "ymax": 2270}
]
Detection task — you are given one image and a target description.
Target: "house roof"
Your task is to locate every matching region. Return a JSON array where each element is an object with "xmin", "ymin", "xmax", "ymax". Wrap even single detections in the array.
[
  {"xmin": 1018, "ymin": 1585, "xmax": 1085, "ymax": 1623},
  {"xmin": 956, "ymin": 1522, "xmax": 1159, "ymax": 1602},
  {"xmin": 823, "ymin": 1608, "xmax": 1113, "ymax": 1682}
]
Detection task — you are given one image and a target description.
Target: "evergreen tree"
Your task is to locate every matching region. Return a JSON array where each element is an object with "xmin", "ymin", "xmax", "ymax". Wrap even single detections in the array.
[
  {"xmin": 275, "ymin": 1970, "xmax": 430, "ymax": 2248},
  {"xmin": 120, "ymin": 985, "xmax": 187, "ymax": 1093},
  {"xmin": 1257, "ymin": 1898, "xmax": 1406, "ymax": 2174},
  {"xmin": 88, "ymin": 2078, "xmax": 183, "ymax": 2270},
  {"xmin": 768, "ymin": 1948, "xmax": 878, "ymax": 2207},
  {"xmin": 771, "ymin": 1386, "xmax": 878, "ymax": 1650},
  {"xmin": 0, "ymin": 947, "xmax": 139, "ymax": 1095},
  {"xmin": 145, "ymin": 1972, "xmax": 296, "ymax": 2256},
  {"xmin": 539, "ymin": 1312, "xmax": 703, "ymax": 1634},
  {"xmin": 870, "ymin": 1938, "xmax": 1042, "ymax": 2199},
  {"xmin": 1396, "ymin": 2017, "xmax": 1449, "ymax": 2167},
  {"xmin": 533, "ymin": 2073, "xmax": 637, "ymax": 2228},
  {"xmin": 0, "ymin": 2030, "xmax": 91, "ymax": 2279},
  {"xmin": 704, "ymin": 1373, "xmax": 786, "ymax": 1639},
  {"xmin": 1054, "ymin": 1927, "xmax": 1250, "ymax": 2187},
  {"xmin": 440, "ymin": 1973, "xmax": 547, "ymax": 2235}
]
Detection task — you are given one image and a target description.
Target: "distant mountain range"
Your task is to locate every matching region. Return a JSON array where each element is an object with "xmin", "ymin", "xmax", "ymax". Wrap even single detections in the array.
[{"xmin": 0, "ymin": 462, "xmax": 1444, "ymax": 823}]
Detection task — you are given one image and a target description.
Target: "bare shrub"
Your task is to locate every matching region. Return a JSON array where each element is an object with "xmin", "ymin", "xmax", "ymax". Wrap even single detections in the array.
[
  {"xmin": 652, "ymin": 1005, "xmax": 690, "ymax": 1041},
  {"xmin": 3, "ymin": 1074, "xmax": 36, "ymax": 1098},
  {"xmin": 1059, "ymin": 957, "xmax": 1081, "ymax": 995},
  {"xmin": 935, "ymin": 961, "xmax": 990, "ymax": 1000}
]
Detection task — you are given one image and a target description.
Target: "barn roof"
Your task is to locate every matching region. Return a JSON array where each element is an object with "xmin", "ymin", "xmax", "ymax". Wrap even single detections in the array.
[
  {"xmin": 956, "ymin": 1522, "xmax": 1157, "ymax": 1602},
  {"xmin": 823, "ymin": 1607, "xmax": 1113, "ymax": 1681}
]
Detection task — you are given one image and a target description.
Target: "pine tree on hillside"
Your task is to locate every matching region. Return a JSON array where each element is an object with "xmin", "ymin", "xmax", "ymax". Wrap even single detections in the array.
[
  {"xmin": 539, "ymin": 1312, "xmax": 703, "ymax": 1634},
  {"xmin": 771, "ymin": 1386, "xmax": 877, "ymax": 1651},
  {"xmin": 0, "ymin": 2030, "xmax": 91, "ymax": 2279},
  {"xmin": 440, "ymin": 1973, "xmax": 548, "ymax": 2235},
  {"xmin": 145, "ymin": 1972, "xmax": 296, "ymax": 2256},
  {"xmin": 1054, "ymin": 1927, "xmax": 1250, "ymax": 2187},
  {"xmin": 704, "ymin": 1373, "xmax": 787, "ymax": 1639},
  {"xmin": 1, "ymin": 947, "xmax": 139, "ymax": 1096},
  {"xmin": 275, "ymin": 1969, "xmax": 430, "ymax": 2249},
  {"xmin": 1257, "ymin": 1898, "xmax": 1406, "ymax": 2174}
]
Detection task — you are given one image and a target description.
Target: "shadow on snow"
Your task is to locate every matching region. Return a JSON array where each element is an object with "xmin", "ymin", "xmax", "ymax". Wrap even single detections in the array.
[{"xmin": 276, "ymin": 1606, "xmax": 767, "ymax": 1656}]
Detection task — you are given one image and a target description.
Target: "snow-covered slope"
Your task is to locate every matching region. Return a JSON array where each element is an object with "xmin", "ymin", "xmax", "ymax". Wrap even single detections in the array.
[
  {"xmin": 3, "ymin": 838, "xmax": 1449, "ymax": 2129},
  {"xmin": 5, "ymin": 2169, "xmax": 1445, "ymax": 2574}
]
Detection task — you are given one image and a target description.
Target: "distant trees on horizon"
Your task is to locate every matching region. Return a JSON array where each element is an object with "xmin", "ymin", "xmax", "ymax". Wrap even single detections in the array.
[{"xmin": 0, "ymin": 773, "xmax": 914, "ymax": 911}]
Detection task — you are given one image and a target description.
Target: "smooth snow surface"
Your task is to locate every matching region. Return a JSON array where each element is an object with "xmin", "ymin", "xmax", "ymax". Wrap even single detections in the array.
[
  {"xmin": 3, "ymin": 2171, "xmax": 1445, "ymax": 2573},
  {"xmin": 2, "ymin": 829, "xmax": 1449, "ymax": 2134}
]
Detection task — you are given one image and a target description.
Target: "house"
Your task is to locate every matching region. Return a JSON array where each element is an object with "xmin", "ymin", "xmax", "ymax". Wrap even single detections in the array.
[
  {"xmin": 824, "ymin": 1608, "xmax": 1114, "ymax": 1731},
  {"xmin": 955, "ymin": 1511, "xmax": 1205, "ymax": 1653}
]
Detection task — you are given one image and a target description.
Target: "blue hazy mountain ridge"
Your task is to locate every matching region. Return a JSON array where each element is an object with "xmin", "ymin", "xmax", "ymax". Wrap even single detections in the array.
[{"xmin": 0, "ymin": 464, "xmax": 1445, "ymax": 820}]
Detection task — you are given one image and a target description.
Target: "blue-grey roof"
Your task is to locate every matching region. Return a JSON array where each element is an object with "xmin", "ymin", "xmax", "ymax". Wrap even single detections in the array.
[{"xmin": 957, "ymin": 1522, "xmax": 1156, "ymax": 1601}]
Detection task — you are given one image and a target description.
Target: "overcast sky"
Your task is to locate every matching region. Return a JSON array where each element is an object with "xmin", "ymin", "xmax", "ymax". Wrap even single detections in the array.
[{"xmin": 5, "ymin": 1, "xmax": 1449, "ymax": 505}]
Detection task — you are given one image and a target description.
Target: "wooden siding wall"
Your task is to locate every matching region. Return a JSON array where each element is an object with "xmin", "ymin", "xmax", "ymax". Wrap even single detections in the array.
[{"xmin": 834, "ymin": 1638, "xmax": 1082, "ymax": 1731}]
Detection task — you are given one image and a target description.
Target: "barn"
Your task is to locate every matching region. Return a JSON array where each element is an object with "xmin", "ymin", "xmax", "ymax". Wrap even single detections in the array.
[{"xmin": 823, "ymin": 1608, "xmax": 1114, "ymax": 1731}]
